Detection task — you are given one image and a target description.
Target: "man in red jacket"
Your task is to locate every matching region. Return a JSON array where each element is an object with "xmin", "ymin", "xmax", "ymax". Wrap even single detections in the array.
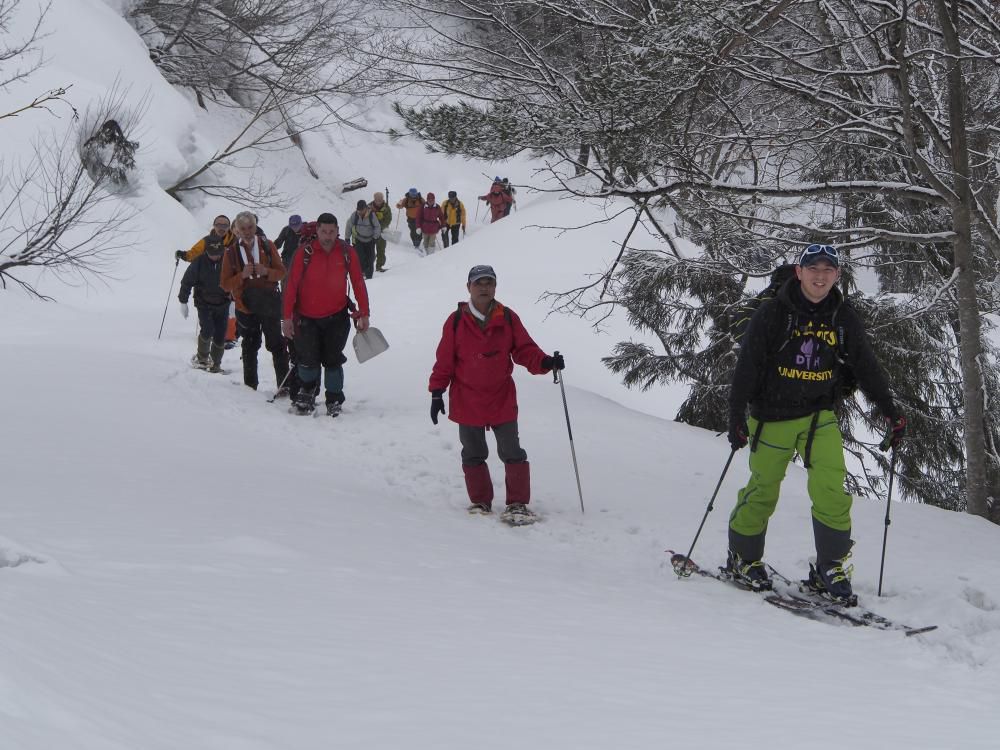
[
  {"xmin": 281, "ymin": 212, "xmax": 370, "ymax": 417},
  {"xmin": 428, "ymin": 265, "xmax": 565, "ymax": 524}
]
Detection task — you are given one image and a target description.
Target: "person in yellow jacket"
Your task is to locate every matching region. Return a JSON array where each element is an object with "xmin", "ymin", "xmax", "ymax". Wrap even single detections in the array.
[
  {"xmin": 441, "ymin": 191, "xmax": 467, "ymax": 248},
  {"xmin": 174, "ymin": 215, "xmax": 238, "ymax": 347}
]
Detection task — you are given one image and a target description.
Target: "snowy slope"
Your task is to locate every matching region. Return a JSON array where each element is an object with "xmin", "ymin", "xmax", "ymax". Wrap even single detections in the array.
[{"xmin": 1, "ymin": 2, "xmax": 1000, "ymax": 749}]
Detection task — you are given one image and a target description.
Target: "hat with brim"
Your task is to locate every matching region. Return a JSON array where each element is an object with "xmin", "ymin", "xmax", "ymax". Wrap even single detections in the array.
[{"xmin": 468, "ymin": 265, "xmax": 497, "ymax": 283}]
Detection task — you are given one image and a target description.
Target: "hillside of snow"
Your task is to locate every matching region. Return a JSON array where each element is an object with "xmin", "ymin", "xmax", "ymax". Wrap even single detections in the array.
[{"xmin": 1, "ymin": 1, "xmax": 1000, "ymax": 748}]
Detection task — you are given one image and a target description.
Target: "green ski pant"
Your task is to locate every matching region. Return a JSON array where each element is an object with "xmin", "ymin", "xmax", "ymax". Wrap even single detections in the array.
[
  {"xmin": 729, "ymin": 411, "xmax": 852, "ymax": 553},
  {"xmin": 375, "ymin": 237, "xmax": 387, "ymax": 270}
]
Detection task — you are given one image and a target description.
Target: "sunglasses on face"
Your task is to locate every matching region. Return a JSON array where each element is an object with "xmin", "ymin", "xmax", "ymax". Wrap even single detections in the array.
[{"xmin": 799, "ymin": 244, "xmax": 838, "ymax": 264}]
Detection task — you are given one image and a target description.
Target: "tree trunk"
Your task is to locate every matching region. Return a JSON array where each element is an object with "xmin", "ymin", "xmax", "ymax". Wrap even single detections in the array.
[{"xmin": 937, "ymin": 0, "xmax": 989, "ymax": 518}]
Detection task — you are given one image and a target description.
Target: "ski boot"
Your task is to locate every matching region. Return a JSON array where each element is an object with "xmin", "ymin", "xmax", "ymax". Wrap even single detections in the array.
[
  {"xmin": 725, "ymin": 550, "xmax": 773, "ymax": 592},
  {"xmin": 804, "ymin": 552, "xmax": 857, "ymax": 606}
]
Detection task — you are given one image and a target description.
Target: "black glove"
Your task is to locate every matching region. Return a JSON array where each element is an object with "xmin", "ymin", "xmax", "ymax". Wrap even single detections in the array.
[
  {"xmin": 880, "ymin": 414, "xmax": 906, "ymax": 452},
  {"xmin": 541, "ymin": 353, "xmax": 565, "ymax": 372},
  {"xmin": 174, "ymin": 250, "xmax": 186, "ymax": 261},
  {"xmin": 430, "ymin": 390, "xmax": 446, "ymax": 425},
  {"xmin": 728, "ymin": 415, "xmax": 749, "ymax": 451}
]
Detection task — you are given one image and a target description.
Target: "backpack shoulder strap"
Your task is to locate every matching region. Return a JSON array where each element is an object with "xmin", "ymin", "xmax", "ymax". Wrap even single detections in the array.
[{"xmin": 452, "ymin": 302, "xmax": 466, "ymax": 333}]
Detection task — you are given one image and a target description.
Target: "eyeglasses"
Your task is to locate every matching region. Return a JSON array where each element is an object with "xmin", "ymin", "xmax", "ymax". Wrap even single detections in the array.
[{"xmin": 799, "ymin": 244, "xmax": 838, "ymax": 264}]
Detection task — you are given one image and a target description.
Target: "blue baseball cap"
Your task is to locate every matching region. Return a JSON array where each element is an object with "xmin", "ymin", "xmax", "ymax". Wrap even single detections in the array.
[
  {"xmin": 468, "ymin": 265, "xmax": 497, "ymax": 283},
  {"xmin": 407, "ymin": 187, "xmax": 418, "ymax": 197},
  {"xmin": 288, "ymin": 214, "xmax": 303, "ymax": 228}
]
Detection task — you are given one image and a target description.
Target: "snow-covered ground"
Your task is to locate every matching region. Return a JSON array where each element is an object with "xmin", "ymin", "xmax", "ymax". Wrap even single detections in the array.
[{"xmin": 2, "ymin": 1, "xmax": 1000, "ymax": 748}]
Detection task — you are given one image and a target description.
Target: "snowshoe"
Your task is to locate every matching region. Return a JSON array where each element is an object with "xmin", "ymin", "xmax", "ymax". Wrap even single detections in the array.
[
  {"xmin": 325, "ymin": 402, "xmax": 342, "ymax": 418},
  {"xmin": 467, "ymin": 503, "xmax": 493, "ymax": 515},
  {"xmin": 724, "ymin": 550, "xmax": 773, "ymax": 592},
  {"xmin": 290, "ymin": 392, "xmax": 315, "ymax": 416},
  {"xmin": 500, "ymin": 503, "xmax": 538, "ymax": 526},
  {"xmin": 190, "ymin": 354, "xmax": 210, "ymax": 370}
]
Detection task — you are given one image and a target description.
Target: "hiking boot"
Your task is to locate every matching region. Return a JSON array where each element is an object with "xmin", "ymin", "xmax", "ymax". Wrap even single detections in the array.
[
  {"xmin": 208, "ymin": 342, "xmax": 225, "ymax": 373},
  {"xmin": 467, "ymin": 503, "xmax": 492, "ymax": 515},
  {"xmin": 191, "ymin": 335, "xmax": 211, "ymax": 369},
  {"xmin": 500, "ymin": 503, "xmax": 536, "ymax": 525},
  {"xmin": 325, "ymin": 402, "xmax": 342, "ymax": 418},
  {"xmin": 806, "ymin": 553, "xmax": 856, "ymax": 605},
  {"xmin": 291, "ymin": 389, "xmax": 315, "ymax": 416},
  {"xmin": 726, "ymin": 550, "xmax": 773, "ymax": 591}
]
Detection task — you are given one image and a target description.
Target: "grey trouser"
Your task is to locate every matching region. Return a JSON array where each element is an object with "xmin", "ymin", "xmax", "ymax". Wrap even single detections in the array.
[{"xmin": 459, "ymin": 421, "xmax": 528, "ymax": 466}]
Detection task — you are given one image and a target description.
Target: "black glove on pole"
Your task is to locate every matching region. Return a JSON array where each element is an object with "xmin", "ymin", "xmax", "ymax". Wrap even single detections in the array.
[
  {"xmin": 551, "ymin": 351, "xmax": 584, "ymax": 513},
  {"xmin": 158, "ymin": 258, "xmax": 180, "ymax": 340},
  {"xmin": 674, "ymin": 448, "xmax": 738, "ymax": 578}
]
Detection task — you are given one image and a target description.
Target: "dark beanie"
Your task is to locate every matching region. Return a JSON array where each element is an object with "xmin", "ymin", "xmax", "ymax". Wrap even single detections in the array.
[
  {"xmin": 317, "ymin": 212, "xmax": 338, "ymax": 225},
  {"xmin": 356, "ymin": 199, "xmax": 368, "ymax": 211}
]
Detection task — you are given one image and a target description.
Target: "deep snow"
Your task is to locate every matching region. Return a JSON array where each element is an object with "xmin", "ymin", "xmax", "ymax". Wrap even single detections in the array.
[{"xmin": 1, "ymin": 1, "xmax": 1000, "ymax": 748}]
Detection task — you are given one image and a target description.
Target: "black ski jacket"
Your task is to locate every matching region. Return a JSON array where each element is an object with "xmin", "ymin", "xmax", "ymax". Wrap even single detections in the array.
[
  {"xmin": 275, "ymin": 226, "xmax": 302, "ymax": 269},
  {"xmin": 728, "ymin": 280, "xmax": 896, "ymax": 423},
  {"xmin": 178, "ymin": 252, "xmax": 230, "ymax": 309}
]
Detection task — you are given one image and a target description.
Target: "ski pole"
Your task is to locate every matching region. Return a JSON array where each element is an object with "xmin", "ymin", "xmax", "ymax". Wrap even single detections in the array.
[
  {"xmin": 552, "ymin": 352, "xmax": 584, "ymax": 514},
  {"xmin": 877, "ymin": 446, "xmax": 898, "ymax": 597},
  {"xmin": 474, "ymin": 201, "xmax": 480, "ymax": 221},
  {"xmin": 158, "ymin": 257, "xmax": 180, "ymax": 340},
  {"xmin": 675, "ymin": 448, "xmax": 737, "ymax": 578},
  {"xmin": 266, "ymin": 364, "xmax": 296, "ymax": 404}
]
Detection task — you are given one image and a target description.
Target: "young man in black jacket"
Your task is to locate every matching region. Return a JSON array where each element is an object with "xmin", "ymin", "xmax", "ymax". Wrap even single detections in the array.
[
  {"xmin": 726, "ymin": 244, "xmax": 906, "ymax": 602},
  {"xmin": 178, "ymin": 235, "xmax": 230, "ymax": 372}
]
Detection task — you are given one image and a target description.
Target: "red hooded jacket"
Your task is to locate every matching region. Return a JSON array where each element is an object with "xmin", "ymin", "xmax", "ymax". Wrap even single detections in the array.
[
  {"xmin": 479, "ymin": 186, "xmax": 513, "ymax": 223},
  {"xmin": 428, "ymin": 302, "xmax": 549, "ymax": 427},
  {"xmin": 419, "ymin": 203, "xmax": 445, "ymax": 235},
  {"xmin": 282, "ymin": 238, "xmax": 370, "ymax": 320}
]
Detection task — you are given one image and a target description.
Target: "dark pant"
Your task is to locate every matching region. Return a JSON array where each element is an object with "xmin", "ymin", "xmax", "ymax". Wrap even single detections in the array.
[
  {"xmin": 406, "ymin": 217, "xmax": 420, "ymax": 248},
  {"xmin": 197, "ymin": 305, "xmax": 228, "ymax": 346},
  {"xmin": 294, "ymin": 310, "xmax": 352, "ymax": 399},
  {"xmin": 355, "ymin": 239, "xmax": 375, "ymax": 279},
  {"xmin": 441, "ymin": 225, "xmax": 460, "ymax": 248},
  {"xmin": 236, "ymin": 310, "xmax": 289, "ymax": 390},
  {"xmin": 459, "ymin": 421, "xmax": 528, "ymax": 466}
]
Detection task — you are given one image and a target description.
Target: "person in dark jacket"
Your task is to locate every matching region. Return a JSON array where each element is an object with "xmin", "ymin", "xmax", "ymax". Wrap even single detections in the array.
[
  {"xmin": 428, "ymin": 265, "xmax": 565, "ymax": 524},
  {"xmin": 275, "ymin": 214, "xmax": 305, "ymax": 270},
  {"xmin": 726, "ymin": 244, "xmax": 906, "ymax": 602},
  {"xmin": 178, "ymin": 234, "xmax": 230, "ymax": 373}
]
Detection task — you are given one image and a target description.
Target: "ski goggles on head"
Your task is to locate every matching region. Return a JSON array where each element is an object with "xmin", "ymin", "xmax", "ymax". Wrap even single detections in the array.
[{"xmin": 799, "ymin": 244, "xmax": 839, "ymax": 267}]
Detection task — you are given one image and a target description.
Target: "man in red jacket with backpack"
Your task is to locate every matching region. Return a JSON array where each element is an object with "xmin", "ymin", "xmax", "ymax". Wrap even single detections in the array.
[
  {"xmin": 281, "ymin": 212, "xmax": 370, "ymax": 417},
  {"xmin": 428, "ymin": 265, "xmax": 564, "ymax": 524}
]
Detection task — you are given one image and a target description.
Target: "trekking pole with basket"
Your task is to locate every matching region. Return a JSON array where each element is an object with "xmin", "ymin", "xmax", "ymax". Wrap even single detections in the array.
[
  {"xmin": 158, "ymin": 258, "xmax": 180, "ymax": 340},
  {"xmin": 552, "ymin": 352, "xmax": 584, "ymax": 514},
  {"xmin": 674, "ymin": 448, "xmax": 738, "ymax": 578},
  {"xmin": 877, "ymin": 423, "xmax": 900, "ymax": 596}
]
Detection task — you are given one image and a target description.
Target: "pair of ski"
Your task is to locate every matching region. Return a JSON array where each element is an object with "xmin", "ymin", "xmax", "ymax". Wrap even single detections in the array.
[
  {"xmin": 469, "ymin": 505, "xmax": 540, "ymax": 527},
  {"xmin": 669, "ymin": 551, "xmax": 936, "ymax": 637}
]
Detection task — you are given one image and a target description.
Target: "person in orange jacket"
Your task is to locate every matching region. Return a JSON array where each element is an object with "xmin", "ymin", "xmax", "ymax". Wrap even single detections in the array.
[
  {"xmin": 219, "ymin": 211, "xmax": 289, "ymax": 391},
  {"xmin": 395, "ymin": 188, "xmax": 424, "ymax": 249}
]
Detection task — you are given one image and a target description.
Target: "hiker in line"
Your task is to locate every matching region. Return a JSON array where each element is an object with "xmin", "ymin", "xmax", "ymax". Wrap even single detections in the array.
[
  {"xmin": 419, "ymin": 192, "xmax": 445, "ymax": 255},
  {"xmin": 275, "ymin": 214, "xmax": 306, "ymax": 270},
  {"xmin": 176, "ymin": 215, "xmax": 238, "ymax": 348},
  {"xmin": 501, "ymin": 178, "xmax": 516, "ymax": 216},
  {"xmin": 178, "ymin": 236, "xmax": 230, "ymax": 373},
  {"xmin": 726, "ymin": 243, "xmax": 906, "ymax": 602},
  {"xmin": 479, "ymin": 178, "xmax": 513, "ymax": 223},
  {"xmin": 396, "ymin": 188, "xmax": 424, "ymax": 249},
  {"xmin": 281, "ymin": 213, "xmax": 370, "ymax": 417},
  {"xmin": 220, "ymin": 211, "xmax": 289, "ymax": 391},
  {"xmin": 428, "ymin": 265, "xmax": 565, "ymax": 524},
  {"xmin": 344, "ymin": 199, "xmax": 382, "ymax": 279},
  {"xmin": 441, "ymin": 191, "xmax": 466, "ymax": 249},
  {"xmin": 370, "ymin": 192, "xmax": 392, "ymax": 272}
]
